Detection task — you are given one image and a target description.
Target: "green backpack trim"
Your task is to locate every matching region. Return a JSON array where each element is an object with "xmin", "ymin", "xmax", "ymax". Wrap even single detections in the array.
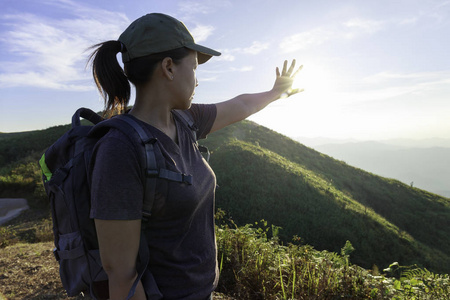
[{"xmin": 39, "ymin": 153, "xmax": 52, "ymax": 182}]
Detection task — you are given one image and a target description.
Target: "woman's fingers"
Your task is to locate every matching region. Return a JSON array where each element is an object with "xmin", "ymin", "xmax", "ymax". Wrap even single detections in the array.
[
  {"xmin": 282, "ymin": 60, "xmax": 288, "ymax": 75},
  {"xmin": 292, "ymin": 64, "xmax": 303, "ymax": 78},
  {"xmin": 280, "ymin": 59, "xmax": 299, "ymax": 77},
  {"xmin": 287, "ymin": 59, "xmax": 296, "ymax": 76}
]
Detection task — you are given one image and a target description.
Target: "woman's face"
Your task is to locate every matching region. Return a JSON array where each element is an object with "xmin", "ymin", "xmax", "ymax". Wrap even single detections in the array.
[{"xmin": 172, "ymin": 51, "xmax": 198, "ymax": 110}]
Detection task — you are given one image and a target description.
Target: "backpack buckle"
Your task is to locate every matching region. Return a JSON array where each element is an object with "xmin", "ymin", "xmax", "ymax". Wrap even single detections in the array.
[
  {"xmin": 53, "ymin": 248, "xmax": 60, "ymax": 261},
  {"xmin": 142, "ymin": 211, "xmax": 152, "ymax": 222},
  {"xmin": 146, "ymin": 169, "xmax": 159, "ymax": 178},
  {"xmin": 182, "ymin": 174, "xmax": 193, "ymax": 185},
  {"xmin": 143, "ymin": 137, "xmax": 158, "ymax": 144}
]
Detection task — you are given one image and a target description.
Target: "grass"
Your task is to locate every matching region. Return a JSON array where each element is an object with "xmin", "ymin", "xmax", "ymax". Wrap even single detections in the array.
[
  {"xmin": 214, "ymin": 211, "xmax": 450, "ymax": 299},
  {"xmin": 1, "ymin": 209, "xmax": 449, "ymax": 299}
]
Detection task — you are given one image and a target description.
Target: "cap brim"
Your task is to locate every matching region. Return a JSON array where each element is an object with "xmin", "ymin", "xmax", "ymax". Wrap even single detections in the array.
[{"xmin": 186, "ymin": 44, "xmax": 221, "ymax": 64}]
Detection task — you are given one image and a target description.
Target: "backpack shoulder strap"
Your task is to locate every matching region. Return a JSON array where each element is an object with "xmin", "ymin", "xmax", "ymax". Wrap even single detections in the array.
[
  {"xmin": 90, "ymin": 115, "xmax": 193, "ymax": 219},
  {"xmin": 173, "ymin": 109, "xmax": 198, "ymax": 141},
  {"xmin": 173, "ymin": 110, "xmax": 210, "ymax": 162}
]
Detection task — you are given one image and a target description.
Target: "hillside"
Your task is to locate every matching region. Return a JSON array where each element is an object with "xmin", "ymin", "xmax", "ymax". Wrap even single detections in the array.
[
  {"xmin": 0, "ymin": 125, "xmax": 70, "ymax": 172},
  {"xmin": 200, "ymin": 121, "xmax": 450, "ymax": 273},
  {"xmin": 1, "ymin": 119, "xmax": 449, "ymax": 275}
]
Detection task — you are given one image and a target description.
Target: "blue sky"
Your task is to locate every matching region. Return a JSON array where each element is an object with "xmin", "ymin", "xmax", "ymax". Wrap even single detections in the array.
[{"xmin": 1, "ymin": 0, "xmax": 449, "ymax": 140}]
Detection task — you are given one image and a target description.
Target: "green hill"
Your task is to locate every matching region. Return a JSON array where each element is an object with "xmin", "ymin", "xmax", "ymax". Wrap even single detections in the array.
[
  {"xmin": 1, "ymin": 119, "xmax": 449, "ymax": 275},
  {"xmin": 200, "ymin": 121, "xmax": 450, "ymax": 274}
]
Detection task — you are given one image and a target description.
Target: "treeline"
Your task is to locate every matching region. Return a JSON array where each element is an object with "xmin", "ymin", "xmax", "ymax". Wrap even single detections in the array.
[{"xmin": 0, "ymin": 125, "xmax": 69, "ymax": 172}]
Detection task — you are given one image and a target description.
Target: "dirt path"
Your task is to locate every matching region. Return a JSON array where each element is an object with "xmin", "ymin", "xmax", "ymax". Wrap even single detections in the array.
[{"xmin": 0, "ymin": 198, "xmax": 29, "ymax": 226}]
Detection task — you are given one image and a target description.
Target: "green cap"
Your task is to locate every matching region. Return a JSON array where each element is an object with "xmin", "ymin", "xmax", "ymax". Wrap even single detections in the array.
[{"xmin": 118, "ymin": 13, "xmax": 221, "ymax": 64}]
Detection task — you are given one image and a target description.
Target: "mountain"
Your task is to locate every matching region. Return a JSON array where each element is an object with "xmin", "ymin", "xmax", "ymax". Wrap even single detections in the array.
[
  {"xmin": 306, "ymin": 141, "xmax": 450, "ymax": 198},
  {"xmin": 295, "ymin": 137, "xmax": 450, "ymax": 148},
  {"xmin": 201, "ymin": 122, "xmax": 450, "ymax": 273},
  {"xmin": 1, "ymin": 120, "xmax": 450, "ymax": 274}
]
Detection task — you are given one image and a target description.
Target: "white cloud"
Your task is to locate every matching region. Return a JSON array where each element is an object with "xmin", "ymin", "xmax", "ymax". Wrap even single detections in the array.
[
  {"xmin": 214, "ymin": 49, "xmax": 235, "ymax": 61},
  {"xmin": 362, "ymin": 71, "xmax": 450, "ymax": 85},
  {"xmin": 280, "ymin": 17, "xmax": 388, "ymax": 53},
  {"xmin": 214, "ymin": 41, "xmax": 269, "ymax": 61},
  {"xmin": 398, "ymin": 17, "xmax": 418, "ymax": 26},
  {"xmin": 230, "ymin": 66, "xmax": 254, "ymax": 72},
  {"xmin": 279, "ymin": 28, "xmax": 332, "ymax": 53},
  {"xmin": 178, "ymin": 0, "xmax": 232, "ymax": 17},
  {"xmin": 344, "ymin": 18, "xmax": 386, "ymax": 35},
  {"xmin": 241, "ymin": 41, "xmax": 269, "ymax": 55},
  {"xmin": 340, "ymin": 70, "xmax": 450, "ymax": 103},
  {"xmin": 0, "ymin": 1, "xmax": 129, "ymax": 90},
  {"xmin": 190, "ymin": 24, "xmax": 215, "ymax": 42}
]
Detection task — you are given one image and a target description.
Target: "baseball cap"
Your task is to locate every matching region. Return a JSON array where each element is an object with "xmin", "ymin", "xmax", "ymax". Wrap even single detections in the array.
[{"xmin": 118, "ymin": 13, "xmax": 221, "ymax": 64}]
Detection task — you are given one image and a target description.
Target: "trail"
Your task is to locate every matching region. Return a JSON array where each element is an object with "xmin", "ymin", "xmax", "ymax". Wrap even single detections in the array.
[{"xmin": 0, "ymin": 198, "xmax": 29, "ymax": 225}]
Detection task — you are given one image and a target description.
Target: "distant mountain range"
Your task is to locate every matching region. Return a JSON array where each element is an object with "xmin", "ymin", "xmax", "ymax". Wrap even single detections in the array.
[
  {"xmin": 294, "ymin": 137, "xmax": 450, "ymax": 198},
  {"xmin": 295, "ymin": 137, "xmax": 450, "ymax": 148}
]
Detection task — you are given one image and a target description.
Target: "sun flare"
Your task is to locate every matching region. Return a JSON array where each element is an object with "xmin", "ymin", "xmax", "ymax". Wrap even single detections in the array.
[{"xmin": 292, "ymin": 63, "xmax": 338, "ymax": 96}]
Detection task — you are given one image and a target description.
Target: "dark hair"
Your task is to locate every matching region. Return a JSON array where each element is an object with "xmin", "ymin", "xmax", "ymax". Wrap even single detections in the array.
[
  {"xmin": 88, "ymin": 41, "xmax": 191, "ymax": 116},
  {"xmin": 125, "ymin": 47, "xmax": 192, "ymax": 86}
]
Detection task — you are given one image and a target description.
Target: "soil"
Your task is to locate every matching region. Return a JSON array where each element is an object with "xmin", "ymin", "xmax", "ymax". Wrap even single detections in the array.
[{"xmin": 0, "ymin": 242, "xmax": 235, "ymax": 299}]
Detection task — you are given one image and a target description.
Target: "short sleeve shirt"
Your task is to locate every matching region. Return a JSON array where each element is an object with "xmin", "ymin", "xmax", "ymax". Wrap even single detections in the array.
[{"xmin": 90, "ymin": 103, "xmax": 218, "ymax": 300}]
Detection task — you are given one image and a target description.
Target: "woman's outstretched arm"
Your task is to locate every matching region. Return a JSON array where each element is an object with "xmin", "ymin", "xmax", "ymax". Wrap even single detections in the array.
[{"xmin": 210, "ymin": 59, "xmax": 303, "ymax": 134}]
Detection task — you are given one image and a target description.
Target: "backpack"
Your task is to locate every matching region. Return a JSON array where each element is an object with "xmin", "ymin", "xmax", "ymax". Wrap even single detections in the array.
[{"xmin": 39, "ymin": 107, "xmax": 206, "ymax": 299}]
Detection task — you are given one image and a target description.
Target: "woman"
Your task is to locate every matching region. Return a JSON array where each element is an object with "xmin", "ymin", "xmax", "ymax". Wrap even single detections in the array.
[{"xmin": 89, "ymin": 13, "xmax": 301, "ymax": 300}]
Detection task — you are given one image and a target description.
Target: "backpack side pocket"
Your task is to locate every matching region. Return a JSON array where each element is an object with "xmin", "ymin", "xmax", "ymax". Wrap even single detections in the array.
[{"xmin": 56, "ymin": 231, "xmax": 90, "ymax": 296}]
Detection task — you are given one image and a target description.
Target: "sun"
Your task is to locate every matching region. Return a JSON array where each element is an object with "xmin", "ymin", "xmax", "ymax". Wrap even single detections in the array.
[
  {"xmin": 292, "ymin": 62, "xmax": 338, "ymax": 97},
  {"xmin": 248, "ymin": 61, "xmax": 351, "ymax": 138}
]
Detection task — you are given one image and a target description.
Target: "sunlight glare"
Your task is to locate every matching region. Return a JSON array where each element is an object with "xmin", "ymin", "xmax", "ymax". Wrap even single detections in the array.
[
  {"xmin": 292, "ymin": 63, "xmax": 338, "ymax": 99},
  {"xmin": 250, "ymin": 62, "xmax": 354, "ymax": 139}
]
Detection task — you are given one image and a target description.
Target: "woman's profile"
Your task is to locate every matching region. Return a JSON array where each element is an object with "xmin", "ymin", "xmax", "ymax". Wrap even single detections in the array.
[{"xmin": 88, "ymin": 12, "xmax": 301, "ymax": 300}]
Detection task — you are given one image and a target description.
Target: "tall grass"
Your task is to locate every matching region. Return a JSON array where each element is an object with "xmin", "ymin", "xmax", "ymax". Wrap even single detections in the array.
[{"xmin": 215, "ymin": 210, "xmax": 449, "ymax": 299}]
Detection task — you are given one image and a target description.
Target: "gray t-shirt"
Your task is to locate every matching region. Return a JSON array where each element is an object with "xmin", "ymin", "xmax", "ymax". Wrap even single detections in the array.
[{"xmin": 90, "ymin": 103, "xmax": 218, "ymax": 300}]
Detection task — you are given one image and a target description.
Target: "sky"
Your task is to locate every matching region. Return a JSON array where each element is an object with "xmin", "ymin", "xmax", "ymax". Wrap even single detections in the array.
[{"xmin": 0, "ymin": 0, "xmax": 449, "ymax": 141}]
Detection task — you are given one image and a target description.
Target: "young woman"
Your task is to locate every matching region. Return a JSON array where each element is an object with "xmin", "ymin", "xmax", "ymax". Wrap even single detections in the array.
[{"xmin": 89, "ymin": 13, "xmax": 301, "ymax": 300}]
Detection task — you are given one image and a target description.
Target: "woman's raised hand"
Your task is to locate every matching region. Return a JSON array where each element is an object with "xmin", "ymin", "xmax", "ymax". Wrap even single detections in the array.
[{"xmin": 272, "ymin": 59, "xmax": 304, "ymax": 98}]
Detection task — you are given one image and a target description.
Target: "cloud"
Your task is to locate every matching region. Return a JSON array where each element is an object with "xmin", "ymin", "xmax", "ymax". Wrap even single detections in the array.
[
  {"xmin": 280, "ymin": 17, "xmax": 388, "ymax": 53},
  {"xmin": 196, "ymin": 65, "xmax": 254, "ymax": 82},
  {"xmin": 241, "ymin": 41, "xmax": 270, "ymax": 55},
  {"xmin": 178, "ymin": 0, "xmax": 232, "ymax": 17},
  {"xmin": 279, "ymin": 28, "xmax": 333, "ymax": 53},
  {"xmin": 230, "ymin": 66, "xmax": 254, "ymax": 72},
  {"xmin": 0, "ymin": 0, "xmax": 129, "ymax": 90},
  {"xmin": 214, "ymin": 50, "xmax": 236, "ymax": 61},
  {"xmin": 398, "ymin": 17, "xmax": 418, "ymax": 26},
  {"xmin": 340, "ymin": 70, "xmax": 450, "ymax": 103},
  {"xmin": 362, "ymin": 71, "xmax": 450, "ymax": 85},
  {"xmin": 214, "ymin": 41, "xmax": 269, "ymax": 61},
  {"xmin": 190, "ymin": 24, "xmax": 215, "ymax": 42},
  {"xmin": 343, "ymin": 18, "xmax": 386, "ymax": 35}
]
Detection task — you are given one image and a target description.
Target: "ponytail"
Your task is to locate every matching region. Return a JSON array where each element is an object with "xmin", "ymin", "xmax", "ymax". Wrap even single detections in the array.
[{"xmin": 88, "ymin": 41, "xmax": 130, "ymax": 117}]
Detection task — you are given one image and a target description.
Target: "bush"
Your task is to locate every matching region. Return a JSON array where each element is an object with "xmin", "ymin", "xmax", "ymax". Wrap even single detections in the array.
[{"xmin": 0, "ymin": 162, "xmax": 47, "ymax": 207}]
